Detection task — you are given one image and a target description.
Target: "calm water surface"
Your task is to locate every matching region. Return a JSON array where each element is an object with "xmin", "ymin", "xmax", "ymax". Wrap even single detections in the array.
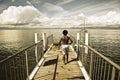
[
  {"xmin": 0, "ymin": 29, "xmax": 120, "ymax": 65},
  {"xmin": 89, "ymin": 29, "xmax": 120, "ymax": 65}
]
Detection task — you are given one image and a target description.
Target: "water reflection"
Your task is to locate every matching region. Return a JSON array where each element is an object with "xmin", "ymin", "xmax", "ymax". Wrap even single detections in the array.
[
  {"xmin": 1, "ymin": 30, "xmax": 20, "ymax": 42},
  {"xmin": 0, "ymin": 29, "xmax": 120, "ymax": 65},
  {"xmin": 89, "ymin": 29, "xmax": 120, "ymax": 65}
]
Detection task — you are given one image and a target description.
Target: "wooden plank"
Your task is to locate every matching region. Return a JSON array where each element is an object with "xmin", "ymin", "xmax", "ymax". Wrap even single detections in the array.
[
  {"xmin": 34, "ymin": 53, "xmax": 57, "ymax": 80},
  {"xmin": 56, "ymin": 48, "xmax": 84, "ymax": 80},
  {"xmin": 33, "ymin": 46, "xmax": 85, "ymax": 80}
]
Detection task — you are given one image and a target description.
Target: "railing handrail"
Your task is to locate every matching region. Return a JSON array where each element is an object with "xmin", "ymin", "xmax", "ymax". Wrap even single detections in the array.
[
  {"xmin": 80, "ymin": 40, "xmax": 120, "ymax": 70},
  {"xmin": 47, "ymin": 34, "xmax": 53, "ymax": 38},
  {"xmin": 46, "ymin": 34, "xmax": 53, "ymax": 49},
  {"xmin": 0, "ymin": 33, "xmax": 54, "ymax": 80},
  {"xmin": 0, "ymin": 40, "xmax": 42, "ymax": 64}
]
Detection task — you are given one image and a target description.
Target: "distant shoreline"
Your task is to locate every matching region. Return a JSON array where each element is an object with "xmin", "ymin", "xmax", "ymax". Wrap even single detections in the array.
[
  {"xmin": 0, "ymin": 23, "xmax": 120, "ymax": 30},
  {"xmin": 0, "ymin": 27, "xmax": 120, "ymax": 30}
]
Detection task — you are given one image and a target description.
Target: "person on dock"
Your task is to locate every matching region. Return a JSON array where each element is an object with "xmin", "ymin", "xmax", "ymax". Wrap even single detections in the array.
[{"xmin": 59, "ymin": 30, "xmax": 73, "ymax": 64}]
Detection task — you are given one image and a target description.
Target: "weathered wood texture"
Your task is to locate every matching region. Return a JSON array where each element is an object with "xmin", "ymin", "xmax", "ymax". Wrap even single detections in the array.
[{"xmin": 34, "ymin": 46, "xmax": 84, "ymax": 80}]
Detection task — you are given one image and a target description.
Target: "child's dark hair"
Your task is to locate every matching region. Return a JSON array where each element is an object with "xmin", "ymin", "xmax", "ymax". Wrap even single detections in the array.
[{"xmin": 63, "ymin": 30, "xmax": 68, "ymax": 35}]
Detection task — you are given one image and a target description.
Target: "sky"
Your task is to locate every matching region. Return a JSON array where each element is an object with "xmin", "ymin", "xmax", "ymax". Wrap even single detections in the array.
[{"xmin": 0, "ymin": 0, "xmax": 120, "ymax": 26}]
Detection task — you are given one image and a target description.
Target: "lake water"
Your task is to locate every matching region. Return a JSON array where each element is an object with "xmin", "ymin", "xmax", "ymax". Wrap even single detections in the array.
[
  {"xmin": 0, "ymin": 28, "xmax": 120, "ymax": 65},
  {"xmin": 89, "ymin": 29, "xmax": 120, "ymax": 64}
]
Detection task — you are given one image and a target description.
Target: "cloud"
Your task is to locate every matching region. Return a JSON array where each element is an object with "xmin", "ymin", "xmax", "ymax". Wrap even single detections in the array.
[
  {"xmin": 57, "ymin": 0, "xmax": 75, "ymax": 6},
  {"xmin": 0, "ymin": 6, "xmax": 44, "ymax": 24},
  {"xmin": 26, "ymin": 0, "xmax": 41, "ymax": 5},
  {"xmin": 43, "ymin": 2, "xmax": 64, "ymax": 12},
  {"xmin": 26, "ymin": 1, "xmax": 33, "ymax": 6},
  {"xmin": 47, "ymin": 13, "xmax": 86, "ymax": 26},
  {"xmin": 59, "ymin": 0, "xmax": 120, "ymax": 17},
  {"xmin": 11, "ymin": 0, "xmax": 15, "ymax": 2},
  {"xmin": 48, "ymin": 11, "xmax": 120, "ymax": 27},
  {"xmin": 0, "ymin": 5, "xmax": 119, "ymax": 27},
  {"xmin": 87, "ymin": 11, "xmax": 120, "ymax": 24}
]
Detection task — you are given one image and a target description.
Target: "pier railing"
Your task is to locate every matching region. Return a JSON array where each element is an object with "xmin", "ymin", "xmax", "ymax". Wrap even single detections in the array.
[
  {"xmin": 0, "ymin": 32, "xmax": 54, "ymax": 80},
  {"xmin": 46, "ymin": 34, "xmax": 53, "ymax": 50},
  {"xmin": 77, "ymin": 37, "xmax": 120, "ymax": 80},
  {"xmin": 0, "ymin": 40, "xmax": 43, "ymax": 80},
  {"xmin": 0, "ymin": 30, "xmax": 120, "ymax": 80}
]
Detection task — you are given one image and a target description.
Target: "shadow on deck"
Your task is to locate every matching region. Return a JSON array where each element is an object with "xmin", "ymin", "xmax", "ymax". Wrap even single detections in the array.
[
  {"xmin": 33, "ymin": 45, "xmax": 85, "ymax": 80},
  {"xmin": 43, "ymin": 58, "xmax": 57, "ymax": 66}
]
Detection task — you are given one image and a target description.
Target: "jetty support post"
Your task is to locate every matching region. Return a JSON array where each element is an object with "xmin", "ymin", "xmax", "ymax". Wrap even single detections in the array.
[
  {"xmin": 77, "ymin": 32, "xmax": 80, "ymax": 60},
  {"xmin": 35, "ymin": 33, "xmax": 38, "ymax": 63},
  {"xmin": 85, "ymin": 30, "xmax": 88, "ymax": 54},
  {"xmin": 82, "ymin": 30, "xmax": 89, "ymax": 68},
  {"xmin": 42, "ymin": 32, "xmax": 46, "ymax": 53},
  {"xmin": 80, "ymin": 29, "xmax": 89, "ymax": 62}
]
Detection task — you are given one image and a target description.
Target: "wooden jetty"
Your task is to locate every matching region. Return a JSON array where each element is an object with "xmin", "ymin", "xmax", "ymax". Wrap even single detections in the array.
[
  {"xmin": 0, "ymin": 31, "xmax": 120, "ymax": 80},
  {"xmin": 33, "ymin": 45, "xmax": 85, "ymax": 80}
]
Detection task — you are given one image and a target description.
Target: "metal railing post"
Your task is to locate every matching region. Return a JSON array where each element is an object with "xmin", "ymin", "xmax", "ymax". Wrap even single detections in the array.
[
  {"xmin": 97, "ymin": 57, "xmax": 101, "ymax": 80},
  {"xmin": 77, "ymin": 33, "xmax": 80, "ymax": 60},
  {"xmin": 89, "ymin": 51, "xmax": 93, "ymax": 78},
  {"xmin": 8, "ymin": 61, "xmax": 12, "ymax": 80},
  {"xmin": 4, "ymin": 63, "xmax": 8, "ymax": 80},
  {"xmin": 12, "ymin": 59, "xmax": 16, "ymax": 80},
  {"xmin": 106, "ymin": 64, "xmax": 110, "ymax": 80},
  {"xmin": 103, "ymin": 61, "xmax": 107, "ymax": 80},
  {"xmin": 94, "ymin": 54, "xmax": 97, "ymax": 80},
  {"xmin": 81, "ymin": 44, "xmax": 84, "ymax": 63},
  {"xmin": 118, "ymin": 72, "xmax": 120, "ymax": 80},
  {"xmin": 100, "ymin": 59, "xmax": 104, "ymax": 80},
  {"xmin": 111, "ymin": 67, "xmax": 115, "ymax": 80},
  {"xmin": 25, "ymin": 51, "xmax": 29, "ymax": 80}
]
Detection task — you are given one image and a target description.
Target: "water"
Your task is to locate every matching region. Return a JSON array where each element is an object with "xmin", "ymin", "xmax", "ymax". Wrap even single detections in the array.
[
  {"xmin": 0, "ymin": 29, "xmax": 79, "ymax": 60},
  {"xmin": 0, "ymin": 29, "xmax": 40, "ymax": 60},
  {"xmin": 89, "ymin": 29, "xmax": 120, "ymax": 65},
  {"xmin": 0, "ymin": 28, "xmax": 120, "ymax": 65}
]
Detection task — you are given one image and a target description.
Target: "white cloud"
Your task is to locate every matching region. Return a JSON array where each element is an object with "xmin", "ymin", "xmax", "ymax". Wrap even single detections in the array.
[
  {"xmin": 46, "ymin": 13, "xmax": 86, "ymax": 26},
  {"xmin": 43, "ymin": 2, "xmax": 64, "ymax": 12},
  {"xmin": 26, "ymin": 1, "xmax": 33, "ymax": 6},
  {"xmin": 48, "ymin": 11, "xmax": 120, "ymax": 27},
  {"xmin": 59, "ymin": 0, "xmax": 120, "ymax": 17},
  {"xmin": 87, "ymin": 11, "xmax": 120, "ymax": 24},
  {"xmin": 11, "ymin": 0, "xmax": 15, "ymax": 2},
  {"xmin": 0, "ymin": 6, "xmax": 45, "ymax": 24},
  {"xmin": 26, "ymin": 0, "xmax": 41, "ymax": 5},
  {"xmin": 57, "ymin": 0, "xmax": 75, "ymax": 6},
  {"xmin": 0, "ymin": 5, "xmax": 119, "ymax": 27}
]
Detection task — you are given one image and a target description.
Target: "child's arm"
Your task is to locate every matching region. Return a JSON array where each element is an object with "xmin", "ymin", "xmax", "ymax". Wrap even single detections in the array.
[{"xmin": 69, "ymin": 37, "xmax": 73, "ymax": 45}]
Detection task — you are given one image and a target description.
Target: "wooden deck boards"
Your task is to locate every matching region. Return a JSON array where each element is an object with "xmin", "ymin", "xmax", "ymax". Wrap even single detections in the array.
[{"xmin": 33, "ymin": 46, "xmax": 84, "ymax": 80}]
